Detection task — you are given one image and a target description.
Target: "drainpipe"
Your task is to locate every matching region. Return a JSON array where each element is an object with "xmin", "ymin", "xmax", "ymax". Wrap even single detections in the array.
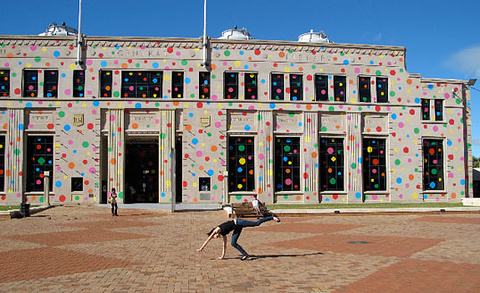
[{"xmin": 76, "ymin": 0, "xmax": 83, "ymax": 65}]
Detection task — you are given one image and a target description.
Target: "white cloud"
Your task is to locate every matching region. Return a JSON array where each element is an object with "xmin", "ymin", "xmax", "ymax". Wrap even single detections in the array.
[{"xmin": 445, "ymin": 46, "xmax": 480, "ymax": 78}]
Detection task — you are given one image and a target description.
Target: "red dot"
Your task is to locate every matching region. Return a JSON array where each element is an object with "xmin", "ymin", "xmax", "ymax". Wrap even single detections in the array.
[{"xmin": 254, "ymin": 49, "xmax": 261, "ymax": 55}]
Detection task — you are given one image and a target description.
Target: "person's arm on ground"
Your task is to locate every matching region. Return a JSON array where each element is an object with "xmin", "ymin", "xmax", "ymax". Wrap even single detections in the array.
[
  {"xmin": 197, "ymin": 227, "xmax": 220, "ymax": 253},
  {"xmin": 219, "ymin": 235, "xmax": 227, "ymax": 259}
]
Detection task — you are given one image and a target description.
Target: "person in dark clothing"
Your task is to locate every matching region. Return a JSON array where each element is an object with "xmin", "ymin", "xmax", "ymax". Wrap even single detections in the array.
[{"xmin": 197, "ymin": 215, "xmax": 281, "ymax": 260}]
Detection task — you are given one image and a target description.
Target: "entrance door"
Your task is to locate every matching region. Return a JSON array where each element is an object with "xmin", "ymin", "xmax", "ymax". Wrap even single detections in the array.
[
  {"xmin": 175, "ymin": 136, "xmax": 183, "ymax": 203},
  {"xmin": 125, "ymin": 141, "xmax": 159, "ymax": 203}
]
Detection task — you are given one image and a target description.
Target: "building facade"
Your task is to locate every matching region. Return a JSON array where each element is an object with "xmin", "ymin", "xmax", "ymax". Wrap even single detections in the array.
[{"xmin": 0, "ymin": 31, "xmax": 474, "ymax": 206}]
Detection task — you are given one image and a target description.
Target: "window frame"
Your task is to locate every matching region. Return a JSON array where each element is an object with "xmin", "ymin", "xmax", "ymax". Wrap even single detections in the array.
[
  {"xmin": 274, "ymin": 136, "xmax": 301, "ymax": 192},
  {"xmin": 0, "ymin": 69, "xmax": 10, "ymax": 97},
  {"xmin": 121, "ymin": 71, "xmax": 163, "ymax": 98},
  {"xmin": 422, "ymin": 138, "xmax": 445, "ymax": 191},
  {"xmin": 26, "ymin": 135, "xmax": 54, "ymax": 192},
  {"xmin": 172, "ymin": 71, "xmax": 184, "ymax": 99},
  {"xmin": 199, "ymin": 72, "xmax": 210, "ymax": 99},
  {"xmin": 362, "ymin": 137, "xmax": 387, "ymax": 192},
  {"xmin": 227, "ymin": 136, "xmax": 256, "ymax": 193},
  {"xmin": 23, "ymin": 69, "xmax": 39, "ymax": 98},
  {"xmin": 358, "ymin": 76, "xmax": 371, "ymax": 103},
  {"xmin": 73, "ymin": 70, "xmax": 85, "ymax": 98},
  {"xmin": 100, "ymin": 70, "xmax": 113, "ymax": 98},
  {"xmin": 224, "ymin": 72, "xmax": 239, "ymax": 100},
  {"xmin": 319, "ymin": 137, "xmax": 345, "ymax": 191}
]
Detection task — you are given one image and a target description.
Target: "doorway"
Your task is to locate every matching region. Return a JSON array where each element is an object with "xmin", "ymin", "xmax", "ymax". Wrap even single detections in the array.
[
  {"xmin": 125, "ymin": 140, "xmax": 159, "ymax": 203},
  {"xmin": 175, "ymin": 136, "xmax": 183, "ymax": 203}
]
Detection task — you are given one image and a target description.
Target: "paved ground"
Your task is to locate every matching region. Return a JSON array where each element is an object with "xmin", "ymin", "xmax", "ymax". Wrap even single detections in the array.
[{"xmin": 1, "ymin": 205, "xmax": 480, "ymax": 292}]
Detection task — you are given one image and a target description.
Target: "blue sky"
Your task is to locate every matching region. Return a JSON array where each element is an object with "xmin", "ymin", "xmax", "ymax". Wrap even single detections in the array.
[{"xmin": 1, "ymin": 0, "xmax": 479, "ymax": 156}]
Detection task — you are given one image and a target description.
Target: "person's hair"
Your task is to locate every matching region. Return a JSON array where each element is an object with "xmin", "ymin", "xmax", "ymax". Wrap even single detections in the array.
[
  {"xmin": 207, "ymin": 228, "xmax": 216, "ymax": 236},
  {"xmin": 112, "ymin": 188, "xmax": 116, "ymax": 192}
]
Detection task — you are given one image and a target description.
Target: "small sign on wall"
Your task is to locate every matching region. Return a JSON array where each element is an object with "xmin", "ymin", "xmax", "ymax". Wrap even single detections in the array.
[{"xmin": 73, "ymin": 114, "xmax": 84, "ymax": 127}]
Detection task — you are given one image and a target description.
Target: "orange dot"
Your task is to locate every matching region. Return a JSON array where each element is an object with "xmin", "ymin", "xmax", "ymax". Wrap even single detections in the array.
[
  {"xmin": 68, "ymin": 162, "xmax": 75, "ymax": 169},
  {"xmin": 110, "ymin": 158, "xmax": 117, "ymax": 165},
  {"xmin": 211, "ymin": 145, "xmax": 218, "ymax": 152},
  {"xmin": 407, "ymin": 79, "xmax": 412, "ymax": 85},
  {"xmin": 266, "ymin": 136, "xmax": 272, "ymax": 142},
  {"xmin": 121, "ymin": 63, "xmax": 128, "ymax": 69},
  {"xmin": 6, "ymin": 170, "xmax": 11, "ymax": 176},
  {"xmin": 210, "ymin": 64, "xmax": 216, "ymax": 70},
  {"xmin": 185, "ymin": 124, "xmax": 192, "ymax": 131},
  {"xmin": 132, "ymin": 123, "xmax": 138, "ymax": 129},
  {"xmin": 306, "ymin": 104, "xmax": 312, "ymax": 110},
  {"xmin": 349, "ymin": 135, "xmax": 355, "ymax": 141},
  {"xmin": 258, "ymin": 188, "xmax": 263, "ymax": 194},
  {"xmin": 311, "ymin": 152, "xmax": 318, "ymax": 158},
  {"xmin": 193, "ymin": 198, "xmax": 198, "ymax": 203},
  {"xmin": 279, "ymin": 52, "xmax": 285, "ymax": 58},
  {"xmin": 408, "ymin": 174, "xmax": 414, "ymax": 180},
  {"xmin": 296, "ymin": 196, "xmax": 302, "ymax": 201},
  {"xmin": 451, "ymin": 193, "xmax": 457, "ymax": 199}
]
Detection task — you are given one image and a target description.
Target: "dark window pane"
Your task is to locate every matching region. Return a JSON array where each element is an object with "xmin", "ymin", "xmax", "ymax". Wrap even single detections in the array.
[
  {"xmin": 422, "ymin": 99, "xmax": 430, "ymax": 120},
  {"xmin": 376, "ymin": 77, "xmax": 388, "ymax": 103},
  {"xmin": 199, "ymin": 72, "xmax": 210, "ymax": 99},
  {"xmin": 228, "ymin": 137, "xmax": 255, "ymax": 192},
  {"xmin": 275, "ymin": 137, "xmax": 300, "ymax": 192},
  {"xmin": 315, "ymin": 74, "xmax": 328, "ymax": 101},
  {"xmin": 271, "ymin": 74, "xmax": 284, "ymax": 100},
  {"xmin": 245, "ymin": 73, "xmax": 258, "ymax": 100},
  {"xmin": 290, "ymin": 74, "xmax": 303, "ymax": 101},
  {"xmin": 27, "ymin": 136, "xmax": 54, "ymax": 192},
  {"xmin": 320, "ymin": 138, "xmax": 344, "ymax": 191},
  {"xmin": 24, "ymin": 70, "xmax": 38, "ymax": 97},
  {"xmin": 73, "ymin": 70, "xmax": 85, "ymax": 98},
  {"xmin": 423, "ymin": 139, "xmax": 444, "ymax": 191},
  {"xmin": 359, "ymin": 76, "xmax": 371, "ymax": 102},
  {"xmin": 172, "ymin": 71, "xmax": 184, "ymax": 99},
  {"xmin": 0, "ymin": 136, "xmax": 4, "ymax": 191},
  {"xmin": 71, "ymin": 177, "xmax": 83, "ymax": 192},
  {"xmin": 100, "ymin": 71, "xmax": 112, "ymax": 97},
  {"xmin": 224, "ymin": 72, "xmax": 238, "ymax": 99},
  {"xmin": 0, "ymin": 70, "xmax": 10, "ymax": 97},
  {"xmin": 334, "ymin": 76, "xmax": 346, "ymax": 102},
  {"xmin": 121, "ymin": 71, "xmax": 162, "ymax": 98},
  {"xmin": 44, "ymin": 70, "xmax": 58, "ymax": 97},
  {"xmin": 434, "ymin": 100, "xmax": 443, "ymax": 121},
  {"xmin": 363, "ymin": 138, "xmax": 387, "ymax": 191}
]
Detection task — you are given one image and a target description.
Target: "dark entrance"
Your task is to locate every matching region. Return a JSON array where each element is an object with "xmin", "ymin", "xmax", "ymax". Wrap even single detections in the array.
[
  {"xmin": 125, "ymin": 141, "xmax": 159, "ymax": 203},
  {"xmin": 175, "ymin": 136, "xmax": 183, "ymax": 203}
]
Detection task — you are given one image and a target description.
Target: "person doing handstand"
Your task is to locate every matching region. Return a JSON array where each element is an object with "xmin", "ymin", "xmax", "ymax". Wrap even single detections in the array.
[{"xmin": 197, "ymin": 215, "xmax": 281, "ymax": 260}]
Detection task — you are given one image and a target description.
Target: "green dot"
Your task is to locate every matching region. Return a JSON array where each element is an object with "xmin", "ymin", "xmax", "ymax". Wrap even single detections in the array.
[
  {"xmin": 395, "ymin": 159, "xmax": 401, "ymax": 165},
  {"xmin": 224, "ymin": 51, "xmax": 230, "ymax": 56},
  {"xmin": 351, "ymin": 163, "xmax": 356, "ymax": 169},
  {"xmin": 82, "ymin": 141, "xmax": 89, "ymax": 148},
  {"xmin": 160, "ymin": 133, "xmax": 166, "ymax": 139},
  {"xmin": 113, "ymin": 91, "xmax": 120, "ymax": 97},
  {"xmin": 34, "ymin": 56, "xmax": 41, "ymax": 62},
  {"xmin": 14, "ymin": 149, "xmax": 20, "ymax": 156},
  {"xmin": 321, "ymin": 126, "xmax": 327, "ymax": 132},
  {"xmin": 238, "ymin": 145, "xmax": 245, "ymax": 152},
  {"xmin": 375, "ymin": 70, "xmax": 381, "ymax": 76},
  {"xmin": 328, "ymin": 106, "xmax": 335, "ymax": 111},
  {"xmin": 58, "ymin": 111, "xmax": 65, "ymax": 118},
  {"xmin": 236, "ymin": 195, "xmax": 242, "ymax": 200},
  {"xmin": 181, "ymin": 60, "xmax": 188, "ymax": 65},
  {"xmin": 389, "ymin": 91, "xmax": 395, "ymax": 97},
  {"xmin": 288, "ymin": 112, "xmax": 295, "ymax": 117},
  {"xmin": 329, "ymin": 178, "xmax": 336, "ymax": 185},
  {"xmin": 414, "ymin": 128, "xmax": 420, "ymax": 134},
  {"xmin": 284, "ymin": 146, "xmax": 291, "ymax": 152}
]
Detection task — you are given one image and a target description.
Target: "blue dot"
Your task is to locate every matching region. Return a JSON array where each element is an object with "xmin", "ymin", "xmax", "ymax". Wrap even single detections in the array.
[
  {"xmin": 188, "ymin": 113, "xmax": 194, "ymax": 117},
  {"xmin": 415, "ymin": 98, "xmax": 421, "ymax": 104},
  {"xmin": 460, "ymin": 179, "xmax": 465, "ymax": 185},
  {"xmin": 18, "ymin": 124, "xmax": 24, "ymax": 130},
  {"xmin": 192, "ymin": 138, "xmax": 199, "ymax": 145},
  {"xmin": 355, "ymin": 192, "xmax": 361, "ymax": 199},
  {"xmin": 93, "ymin": 101, "xmax": 100, "ymax": 107},
  {"xmin": 185, "ymin": 77, "xmax": 191, "ymax": 84},
  {"xmin": 261, "ymin": 79, "xmax": 266, "ymax": 84},
  {"xmin": 25, "ymin": 102, "xmax": 32, "ymax": 107},
  {"xmin": 152, "ymin": 62, "xmax": 159, "ymax": 69},
  {"xmin": 100, "ymin": 61, "xmax": 107, "ymax": 67},
  {"xmin": 161, "ymin": 192, "xmax": 166, "ymax": 197},
  {"xmin": 53, "ymin": 51, "xmax": 60, "ymax": 57},
  {"xmin": 135, "ymin": 103, "xmax": 142, "ymax": 108},
  {"xmin": 343, "ymin": 60, "xmax": 349, "ymax": 65},
  {"xmin": 392, "ymin": 113, "xmax": 397, "ymax": 120},
  {"xmin": 64, "ymin": 125, "xmax": 71, "ymax": 131},
  {"xmin": 207, "ymin": 170, "xmax": 214, "ymax": 176},
  {"xmin": 269, "ymin": 103, "xmax": 276, "ymax": 109},
  {"xmin": 396, "ymin": 177, "xmax": 402, "ymax": 184},
  {"xmin": 239, "ymin": 51, "xmax": 244, "ymax": 55},
  {"xmin": 244, "ymin": 125, "xmax": 251, "ymax": 131},
  {"xmin": 55, "ymin": 181, "xmax": 62, "ymax": 188}
]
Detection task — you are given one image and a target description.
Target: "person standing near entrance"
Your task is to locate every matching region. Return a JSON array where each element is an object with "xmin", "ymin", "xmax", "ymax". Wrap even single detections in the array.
[
  {"xmin": 110, "ymin": 188, "xmax": 118, "ymax": 216},
  {"xmin": 197, "ymin": 215, "xmax": 281, "ymax": 260}
]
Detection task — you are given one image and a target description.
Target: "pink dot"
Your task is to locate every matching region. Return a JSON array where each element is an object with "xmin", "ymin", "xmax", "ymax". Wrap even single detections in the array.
[
  {"xmin": 285, "ymin": 179, "xmax": 292, "ymax": 185},
  {"xmin": 196, "ymin": 151, "xmax": 203, "ymax": 157}
]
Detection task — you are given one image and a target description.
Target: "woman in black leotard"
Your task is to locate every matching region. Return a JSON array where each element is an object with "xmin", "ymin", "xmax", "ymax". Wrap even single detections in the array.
[{"xmin": 197, "ymin": 215, "xmax": 281, "ymax": 260}]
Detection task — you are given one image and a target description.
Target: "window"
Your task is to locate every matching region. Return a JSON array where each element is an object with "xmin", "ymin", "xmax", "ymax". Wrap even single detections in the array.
[
  {"xmin": 44, "ymin": 70, "xmax": 58, "ymax": 97},
  {"xmin": 228, "ymin": 137, "xmax": 255, "ymax": 192},
  {"xmin": 275, "ymin": 137, "xmax": 300, "ymax": 191},
  {"xmin": 0, "ymin": 70, "xmax": 10, "ymax": 97},
  {"xmin": 320, "ymin": 137, "xmax": 344, "ymax": 191},
  {"xmin": 421, "ymin": 99, "xmax": 443, "ymax": 121},
  {"xmin": 199, "ymin": 72, "xmax": 210, "ymax": 99},
  {"xmin": 0, "ymin": 136, "xmax": 4, "ymax": 191},
  {"xmin": 363, "ymin": 138, "xmax": 387, "ymax": 191},
  {"xmin": 121, "ymin": 71, "xmax": 162, "ymax": 98},
  {"xmin": 71, "ymin": 177, "xmax": 83, "ymax": 192},
  {"xmin": 224, "ymin": 72, "xmax": 238, "ymax": 99},
  {"xmin": 100, "ymin": 71, "xmax": 112, "ymax": 97},
  {"xmin": 271, "ymin": 74, "xmax": 284, "ymax": 100},
  {"xmin": 73, "ymin": 70, "xmax": 85, "ymax": 97},
  {"xmin": 290, "ymin": 74, "xmax": 303, "ymax": 101},
  {"xmin": 172, "ymin": 71, "xmax": 184, "ymax": 98},
  {"xmin": 359, "ymin": 76, "xmax": 371, "ymax": 102},
  {"xmin": 23, "ymin": 70, "xmax": 38, "ymax": 97},
  {"xmin": 376, "ymin": 77, "xmax": 388, "ymax": 103},
  {"xmin": 245, "ymin": 73, "xmax": 258, "ymax": 100},
  {"xmin": 334, "ymin": 76, "xmax": 346, "ymax": 102},
  {"xmin": 271, "ymin": 73, "xmax": 303, "ymax": 101},
  {"xmin": 434, "ymin": 100, "xmax": 443, "ymax": 121},
  {"xmin": 315, "ymin": 75, "xmax": 328, "ymax": 101},
  {"xmin": 423, "ymin": 139, "xmax": 444, "ymax": 191},
  {"xmin": 27, "ymin": 136, "xmax": 53, "ymax": 192}
]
